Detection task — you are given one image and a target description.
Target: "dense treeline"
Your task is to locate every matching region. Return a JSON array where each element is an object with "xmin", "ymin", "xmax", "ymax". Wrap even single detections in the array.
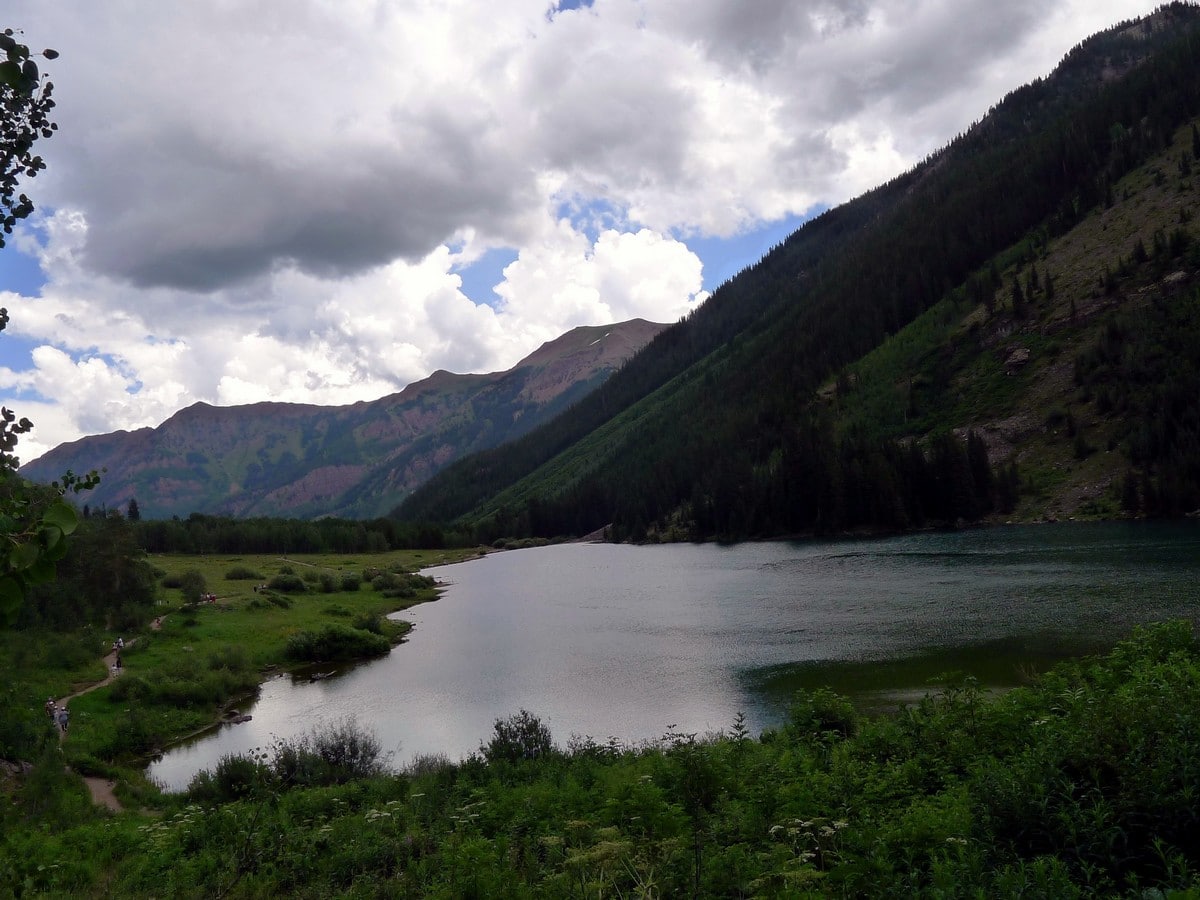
[
  {"xmin": 15, "ymin": 513, "xmax": 158, "ymax": 632},
  {"xmin": 397, "ymin": 5, "xmax": 1200, "ymax": 542},
  {"xmin": 8, "ymin": 622, "xmax": 1200, "ymax": 896},
  {"xmin": 475, "ymin": 426, "xmax": 1017, "ymax": 544},
  {"xmin": 1078, "ymin": 283, "xmax": 1200, "ymax": 517},
  {"xmin": 129, "ymin": 513, "xmax": 455, "ymax": 555}
]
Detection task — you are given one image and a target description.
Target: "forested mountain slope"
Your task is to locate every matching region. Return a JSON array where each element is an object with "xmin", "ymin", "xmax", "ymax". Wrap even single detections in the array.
[{"xmin": 397, "ymin": 4, "xmax": 1200, "ymax": 541}]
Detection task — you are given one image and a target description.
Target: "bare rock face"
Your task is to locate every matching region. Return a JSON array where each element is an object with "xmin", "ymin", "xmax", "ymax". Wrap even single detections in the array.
[{"xmin": 20, "ymin": 319, "xmax": 667, "ymax": 520}]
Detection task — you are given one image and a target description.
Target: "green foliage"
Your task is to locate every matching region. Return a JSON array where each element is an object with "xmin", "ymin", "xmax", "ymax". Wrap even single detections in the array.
[
  {"xmin": 18, "ymin": 514, "xmax": 158, "ymax": 631},
  {"xmin": 0, "ymin": 33, "xmax": 103, "ymax": 624},
  {"xmin": 283, "ymin": 624, "xmax": 390, "ymax": 662},
  {"xmin": 482, "ymin": 708, "xmax": 555, "ymax": 764},
  {"xmin": 177, "ymin": 569, "xmax": 207, "ymax": 605},
  {"xmin": 223, "ymin": 565, "xmax": 263, "ymax": 581},
  {"xmin": 9, "ymin": 622, "xmax": 1200, "ymax": 897},
  {"xmin": 266, "ymin": 573, "xmax": 307, "ymax": 594}
]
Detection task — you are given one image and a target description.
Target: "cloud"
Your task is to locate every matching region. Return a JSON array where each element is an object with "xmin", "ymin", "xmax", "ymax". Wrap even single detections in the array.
[{"xmin": 0, "ymin": 0, "xmax": 1165, "ymax": 461}]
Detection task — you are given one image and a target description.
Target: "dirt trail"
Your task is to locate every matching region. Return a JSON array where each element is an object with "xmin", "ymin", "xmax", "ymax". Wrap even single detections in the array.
[{"xmin": 52, "ymin": 633, "xmax": 147, "ymax": 812}]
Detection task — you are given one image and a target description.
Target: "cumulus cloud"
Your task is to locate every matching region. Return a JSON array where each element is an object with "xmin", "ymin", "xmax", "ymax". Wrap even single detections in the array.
[{"xmin": 0, "ymin": 0, "xmax": 1164, "ymax": 459}]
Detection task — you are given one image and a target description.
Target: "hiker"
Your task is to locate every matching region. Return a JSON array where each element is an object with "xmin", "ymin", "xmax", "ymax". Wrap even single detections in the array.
[
  {"xmin": 56, "ymin": 706, "xmax": 69, "ymax": 733},
  {"xmin": 115, "ymin": 653, "xmax": 122, "ymax": 672},
  {"xmin": 45, "ymin": 697, "xmax": 55, "ymax": 718}
]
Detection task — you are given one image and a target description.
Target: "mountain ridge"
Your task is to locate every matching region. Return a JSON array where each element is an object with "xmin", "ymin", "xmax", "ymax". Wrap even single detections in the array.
[
  {"xmin": 396, "ymin": 3, "xmax": 1200, "ymax": 541},
  {"xmin": 20, "ymin": 318, "xmax": 667, "ymax": 519}
]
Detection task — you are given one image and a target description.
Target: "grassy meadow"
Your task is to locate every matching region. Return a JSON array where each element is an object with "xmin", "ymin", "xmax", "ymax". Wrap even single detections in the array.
[{"xmin": 4, "ymin": 547, "xmax": 484, "ymax": 783}]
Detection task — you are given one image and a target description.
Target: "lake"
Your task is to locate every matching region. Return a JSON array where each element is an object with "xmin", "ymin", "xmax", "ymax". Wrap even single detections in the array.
[{"xmin": 148, "ymin": 521, "xmax": 1200, "ymax": 790}]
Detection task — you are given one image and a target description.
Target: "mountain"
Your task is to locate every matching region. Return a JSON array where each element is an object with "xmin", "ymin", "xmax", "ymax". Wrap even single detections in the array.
[
  {"xmin": 19, "ymin": 319, "xmax": 667, "ymax": 519},
  {"xmin": 397, "ymin": 4, "xmax": 1200, "ymax": 541}
]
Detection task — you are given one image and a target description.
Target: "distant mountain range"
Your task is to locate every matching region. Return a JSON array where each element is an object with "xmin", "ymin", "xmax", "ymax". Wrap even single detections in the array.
[
  {"xmin": 20, "ymin": 319, "xmax": 666, "ymax": 519},
  {"xmin": 23, "ymin": 6, "xmax": 1200, "ymax": 541}
]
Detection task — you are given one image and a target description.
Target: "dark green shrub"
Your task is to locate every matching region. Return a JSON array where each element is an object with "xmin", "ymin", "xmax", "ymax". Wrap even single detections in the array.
[
  {"xmin": 351, "ymin": 613, "xmax": 384, "ymax": 635},
  {"xmin": 225, "ymin": 566, "xmax": 264, "ymax": 581},
  {"xmin": 340, "ymin": 572, "xmax": 362, "ymax": 592},
  {"xmin": 482, "ymin": 709, "xmax": 555, "ymax": 763},
  {"xmin": 271, "ymin": 717, "xmax": 386, "ymax": 787},
  {"xmin": 188, "ymin": 752, "xmax": 272, "ymax": 802},
  {"xmin": 160, "ymin": 574, "xmax": 183, "ymax": 589},
  {"xmin": 268, "ymin": 574, "xmax": 308, "ymax": 594},
  {"xmin": 318, "ymin": 573, "xmax": 337, "ymax": 593},
  {"xmin": 284, "ymin": 625, "xmax": 390, "ymax": 662},
  {"xmin": 178, "ymin": 570, "xmax": 208, "ymax": 605},
  {"xmin": 323, "ymin": 605, "xmax": 352, "ymax": 617}
]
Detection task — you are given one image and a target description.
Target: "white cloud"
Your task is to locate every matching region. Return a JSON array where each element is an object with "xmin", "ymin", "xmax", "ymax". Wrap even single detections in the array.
[{"xmin": 0, "ymin": 0, "xmax": 1166, "ymax": 461}]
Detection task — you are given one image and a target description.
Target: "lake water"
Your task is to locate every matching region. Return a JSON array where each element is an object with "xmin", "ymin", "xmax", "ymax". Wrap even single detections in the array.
[{"xmin": 148, "ymin": 522, "xmax": 1200, "ymax": 790}]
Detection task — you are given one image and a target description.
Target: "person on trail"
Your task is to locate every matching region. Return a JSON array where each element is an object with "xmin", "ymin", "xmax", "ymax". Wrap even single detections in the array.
[
  {"xmin": 56, "ymin": 706, "xmax": 68, "ymax": 733},
  {"xmin": 115, "ymin": 653, "xmax": 122, "ymax": 672},
  {"xmin": 45, "ymin": 697, "xmax": 55, "ymax": 718}
]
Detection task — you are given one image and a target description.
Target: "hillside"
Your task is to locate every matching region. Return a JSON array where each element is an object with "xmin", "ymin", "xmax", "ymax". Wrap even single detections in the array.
[
  {"xmin": 19, "ymin": 319, "xmax": 666, "ymax": 519},
  {"xmin": 396, "ymin": 4, "xmax": 1200, "ymax": 541}
]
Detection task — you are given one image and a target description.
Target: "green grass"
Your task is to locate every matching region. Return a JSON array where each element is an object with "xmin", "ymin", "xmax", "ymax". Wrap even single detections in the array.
[{"xmin": 3, "ymin": 548, "xmax": 485, "ymax": 767}]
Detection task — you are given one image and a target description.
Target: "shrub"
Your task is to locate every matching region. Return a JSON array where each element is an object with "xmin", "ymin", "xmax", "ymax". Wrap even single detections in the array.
[
  {"xmin": 318, "ymin": 573, "xmax": 337, "ymax": 593},
  {"xmin": 351, "ymin": 613, "xmax": 384, "ymax": 635},
  {"xmin": 284, "ymin": 625, "xmax": 390, "ymax": 662},
  {"xmin": 340, "ymin": 573, "xmax": 362, "ymax": 592},
  {"xmin": 270, "ymin": 717, "xmax": 386, "ymax": 787},
  {"xmin": 188, "ymin": 752, "xmax": 272, "ymax": 802},
  {"xmin": 178, "ymin": 570, "xmax": 208, "ymax": 605},
  {"xmin": 482, "ymin": 709, "xmax": 555, "ymax": 764},
  {"xmin": 160, "ymin": 574, "xmax": 183, "ymax": 589},
  {"xmin": 268, "ymin": 574, "xmax": 308, "ymax": 594},
  {"xmin": 225, "ymin": 566, "xmax": 264, "ymax": 581}
]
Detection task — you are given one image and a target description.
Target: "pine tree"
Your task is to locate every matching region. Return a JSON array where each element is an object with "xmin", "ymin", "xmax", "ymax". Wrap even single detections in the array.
[{"xmin": 1011, "ymin": 275, "xmax": 1026, "ymax": 318}]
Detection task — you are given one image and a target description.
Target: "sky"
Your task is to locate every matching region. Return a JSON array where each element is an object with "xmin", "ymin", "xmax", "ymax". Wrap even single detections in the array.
[{"xmin": 0, "ymin": 0, "xmax": 1165, "ymax": 463}]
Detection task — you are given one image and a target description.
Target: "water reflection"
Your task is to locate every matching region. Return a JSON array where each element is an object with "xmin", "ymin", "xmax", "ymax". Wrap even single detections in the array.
[{"xmin": 149, "ymin": 522, "xmax": 1200, "ymax": 790}]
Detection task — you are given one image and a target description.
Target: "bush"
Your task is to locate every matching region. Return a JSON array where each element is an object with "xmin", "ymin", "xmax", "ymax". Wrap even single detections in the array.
[
  {"xmin": 268, "ymin": 574, "xmax": 308, "ymax": 594},
  {"xmin": 188, "ymin": 752, "xmax": 272, "ymax": 802},
  {"xmin": 271, "ymin": 717, "xmax": 386, "ymax": 787},
  {"xmin": 351, "ymin": 613, "xmax": 384, "ymax": 635},
  {"xmin": 284, "ymin": 625, "xmax": 391, "ymax": 663},
  {"xmin": 482, "ymin": 709, "xmax": 555, "ymax": 764},
  {"xmin": 340, "ymin": 573, "xmax": 362, "ymax": 592},
  {"xmin": 318, "ymin": 573, "xmax": 337, "ymax": 593},
  {"xmin": 224, "ymin": 566, "xmax": 264, "ymax": 581},
  {"xmin": 178, "ymin": 570, "xmax": 208, "ymax": 605}
]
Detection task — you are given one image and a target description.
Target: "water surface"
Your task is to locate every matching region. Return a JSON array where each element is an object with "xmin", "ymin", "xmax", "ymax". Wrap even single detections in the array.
[{"xmin": 149, "ymin": 522, "xmax": 1200, "ymax": 790}]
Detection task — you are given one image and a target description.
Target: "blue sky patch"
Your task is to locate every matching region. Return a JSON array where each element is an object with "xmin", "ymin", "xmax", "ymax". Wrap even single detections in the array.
[
  {"xmin": 686, "ymin": 207, "xmax": 826, "ymax": 294},
  {"xmin": 456, "ymin": 246, "xmax": 519, "ymax": 309}
]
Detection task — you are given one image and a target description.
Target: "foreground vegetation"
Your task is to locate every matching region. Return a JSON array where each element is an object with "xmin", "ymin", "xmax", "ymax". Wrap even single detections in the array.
[
  {"xmin": 0, "ymin": 511, "xmax": 481, "ymax": 777},
  {"xmin": 4, "ymin": 622, "xmax": 1200, "ymax": 897}
]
